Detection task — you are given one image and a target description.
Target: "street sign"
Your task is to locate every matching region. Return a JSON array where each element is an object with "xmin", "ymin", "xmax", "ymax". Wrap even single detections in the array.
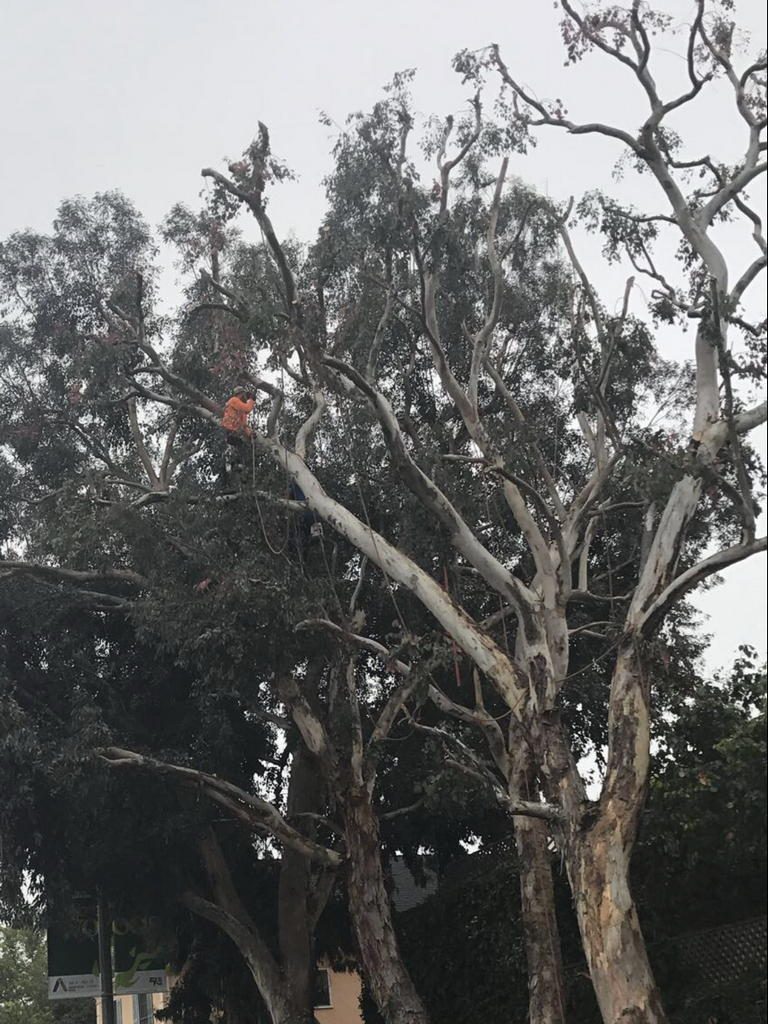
[
  {"xmin": 47, "ymin": 909, "xmax": 101, "ymax": 1000},
  {"xmin": 113, "ymin": 917, "xmax": 168, "ymax": 995},
  {"xmin": 48, "ymin": 906, "xmax": 168, "ymax": 1000}
]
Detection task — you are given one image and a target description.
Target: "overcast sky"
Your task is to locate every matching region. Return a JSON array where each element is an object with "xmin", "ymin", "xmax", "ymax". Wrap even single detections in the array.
[{"xmin": 1, "ymin": 0, "xmax": 765, "ymax": 671}]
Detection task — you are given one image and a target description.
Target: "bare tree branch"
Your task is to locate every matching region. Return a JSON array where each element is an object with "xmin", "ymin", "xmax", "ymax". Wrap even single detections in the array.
[
  {"xmin": 99, "ymin": 746, "xmax": 342, "ymax": 866},
  {"xmin": 294, "ymin": 389, "xmax": 327, "ymax": 461},
  {"xmin": 640, "ymin": 536, "xmax": 767, "ymax": 632},
  {"xmin": 324, "ymin": 355, "xmax": 537, "ymax": 621},
  {"xmin": 489, "ymin": 44, "xmax": 640, "ymax": 151},
  {"xmin": 126, "ymin": 398, "xmax": 159, "ymax": 488},
  {"xmin": 0, "ymin": 561, "xmax": 146, "ymax": 587}
]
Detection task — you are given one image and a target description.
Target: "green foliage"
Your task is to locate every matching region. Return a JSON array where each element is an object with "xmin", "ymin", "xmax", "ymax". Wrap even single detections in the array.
[
  {"xmin": 0, "ymin": 925, "xmax": 51, "ymax": 1024},
  {"xmin": 0, "ymin": 926, "xmax": 94, "ymax": 1024},
  {"xmin": 396, "ymin": 849, "xmax": 531, "ymax": 1024},
  {"xmin": 634, "ymin": 648, "xmax": 767, "ymax": 938}
]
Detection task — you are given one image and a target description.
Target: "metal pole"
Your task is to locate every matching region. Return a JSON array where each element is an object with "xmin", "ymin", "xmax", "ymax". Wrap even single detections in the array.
[{"xmin": 97, "ymin": 895, "xmax": 116, "ymax": 1024}]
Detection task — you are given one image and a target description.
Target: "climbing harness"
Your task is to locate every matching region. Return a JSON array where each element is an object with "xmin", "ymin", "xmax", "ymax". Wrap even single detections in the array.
[{"xmin": 310, "ymin": 521, "xmax": 324, "ymax": 541}]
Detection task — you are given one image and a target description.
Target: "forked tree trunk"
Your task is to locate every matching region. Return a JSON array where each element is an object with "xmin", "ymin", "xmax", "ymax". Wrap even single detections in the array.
[
  {"xmin": 184, "ymin": 889, "xmax": 316, "ymax": 1024},
  {"xmin": 514, "ymin": 815, "xmax": 567, "ymax": 1024},
  {"xmin": 342, "ymin": 787, "xmax": 430, "ymax": 1024},
  {"xmin": 561, "ymin": 471, "xmax": 715, "ymax": 1023},
  {"xmin": 192, "ymin": 833, "xmax": 318, "ymax": 1024}
]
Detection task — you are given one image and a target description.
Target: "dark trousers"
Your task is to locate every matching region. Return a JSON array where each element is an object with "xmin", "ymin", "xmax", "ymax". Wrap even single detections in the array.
[
  {"xmin": 287, "ymin": 481, "xmax": 321, "ymax": 550},
  {"xmin": 221, "ymin": 433, "xmax": 247, "ymax": 488}
]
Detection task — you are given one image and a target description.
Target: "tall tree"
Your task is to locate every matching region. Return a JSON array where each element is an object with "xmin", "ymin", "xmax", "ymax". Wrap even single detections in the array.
[
  {"xmin": 1, "ymin": 6, "xmax": 765, "ymax": 1021},
  {"xmin": 443, "ymin": 5, "xmax": 767, "ymax": 1018}
]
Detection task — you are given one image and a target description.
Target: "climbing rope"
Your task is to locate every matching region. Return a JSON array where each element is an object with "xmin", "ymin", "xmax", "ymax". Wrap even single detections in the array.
[
  {"xmin": 441, "ymin": 562, "xmax": 464, "ymax": 688},
  {"xmin": 341, "ymin": 399, "xmax": 411, "ymax": 636},
  {"xmin": 316, "ymin": 524, "xmax": 345, "ymax": 619},
  {"xmin": 250, "ymin": 435, "xmax": 291, "ymax": 557}
]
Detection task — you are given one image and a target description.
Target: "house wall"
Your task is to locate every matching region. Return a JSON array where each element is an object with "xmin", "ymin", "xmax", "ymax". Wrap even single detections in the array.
[
  {"xmin": 95, "ymin": 992, "xmax": 166, "ymax": 1024},
  {"xmin": 93, "ymin": 970, "xmax": 363, "ymax": 1023},
  {"xmin": 88, "ymin": 860, "xmax": 427, "ymax": 1023},
  {"xmin": 316, "ymin": 968, "xmax": 364, "ymax": 1024}
]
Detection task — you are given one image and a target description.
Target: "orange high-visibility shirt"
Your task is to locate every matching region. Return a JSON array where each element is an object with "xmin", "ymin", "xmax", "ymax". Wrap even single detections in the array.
[{"xmin": 221, "ymin": 395, "xmax": 255, "ymax": 436}]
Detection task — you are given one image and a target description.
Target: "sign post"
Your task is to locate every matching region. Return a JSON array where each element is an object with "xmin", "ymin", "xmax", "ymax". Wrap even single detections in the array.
[
  {"xmin": 97, "ymin": 897, "xmax": 116, "ymax": 1024},
  {"xmin": 48, "ymin": 898, "xmax": 167, "ymax": 1011}
]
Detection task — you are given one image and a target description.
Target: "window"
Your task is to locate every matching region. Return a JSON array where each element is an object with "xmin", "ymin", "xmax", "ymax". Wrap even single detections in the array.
[
  {"xmin": 133, "ymin": 993, "xmax": 154, "ymax": 1024},
  {"xmin": 313, "ymin": 968, "xmax": 332, "ymax": 1009},
  {"xmin": 113, "ymin": 1001, "xmax": 123, "ymax": 1024}
]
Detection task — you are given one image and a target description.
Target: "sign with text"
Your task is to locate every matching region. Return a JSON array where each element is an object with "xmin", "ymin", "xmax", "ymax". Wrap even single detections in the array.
[
  {"xmin": 48, "ymin": 907, "xmax": 168, "ymax": 999},
  {"xmin": 47, "ymin": 909, "xmax": 101, "ymax": 1000},
  {"xmin": 113, "ymin": 917, "xmax": 168, "ymax": 995}
]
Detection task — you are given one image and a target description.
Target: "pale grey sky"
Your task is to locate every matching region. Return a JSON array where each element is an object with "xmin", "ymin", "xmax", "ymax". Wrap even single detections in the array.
[{"xmin": 1, "ymin": 0, "xmax": 765, "ymax": 671}]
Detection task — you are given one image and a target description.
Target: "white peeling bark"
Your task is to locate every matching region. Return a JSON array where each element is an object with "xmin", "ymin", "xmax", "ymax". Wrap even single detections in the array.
[
  {"xmin": 257, "ymin": 434, "xmax": 528, "ymax": 713},
  {"xmin": 692, "ymin": 321, "xmax": 720, "ymax": 440}
]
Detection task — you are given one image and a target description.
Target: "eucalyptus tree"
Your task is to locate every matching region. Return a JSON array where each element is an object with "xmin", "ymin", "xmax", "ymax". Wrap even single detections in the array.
[
  {"xmin": 447, "ymin": 4, "xmax": 767, "ymax": 1019},
  {"xmin": 181, "ymin": 8, "xmax": 765, "ymax": 1017},
  {"xmin": 1, "ymin": 5, "xmax": 765, "ymax": 1024}
]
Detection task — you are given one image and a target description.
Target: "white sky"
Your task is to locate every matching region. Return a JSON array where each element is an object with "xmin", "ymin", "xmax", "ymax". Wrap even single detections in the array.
[{"xmin": 1, "ymin": 0, "xmax": 766, "ymax": 672}]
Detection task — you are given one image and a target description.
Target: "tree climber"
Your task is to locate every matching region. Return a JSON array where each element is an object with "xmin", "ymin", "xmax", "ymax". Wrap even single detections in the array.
[{"xmin": 220, "ymin": 386, "xmax": 255, "ymax": 489}]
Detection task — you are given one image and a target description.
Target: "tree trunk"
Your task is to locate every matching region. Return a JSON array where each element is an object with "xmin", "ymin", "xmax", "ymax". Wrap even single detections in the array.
[
  {"xmin": 192, "ymin": 833, "xmax": 317, "ymax": 1024},
  {"xmin": 570, "ymin": 825, "xmax": 667, "ymax": 1024},
  {"xmin": 342, "ymin": 789, "xmax": 430, "ymax": 1024},
  {"xmin": 514, "ymin": 815, "xmax": 567, "ymax": 1024},
  {"xmin": 566, "ymin": 646, "xmax": 668, "ymax": 1024},
  {"xmin": 509, "ymin": 710, "xmax": 567, "ymax": 1024},
  {"xmin": 184, "ymin": 888, "xmax": 316, "ymax": 1024},
  {"xmin": 560, "ymin": 467, "xmax": 710, "ymax": 1023},
  {"xmin": 278, "ymin": 747, "xmax": 324, "ymax": 1015}
]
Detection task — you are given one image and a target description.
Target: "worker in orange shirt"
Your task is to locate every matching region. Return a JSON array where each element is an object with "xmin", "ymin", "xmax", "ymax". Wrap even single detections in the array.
[{"xmin": 220, "ymin": 386, "xmax": 255, "ymax": 489}]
